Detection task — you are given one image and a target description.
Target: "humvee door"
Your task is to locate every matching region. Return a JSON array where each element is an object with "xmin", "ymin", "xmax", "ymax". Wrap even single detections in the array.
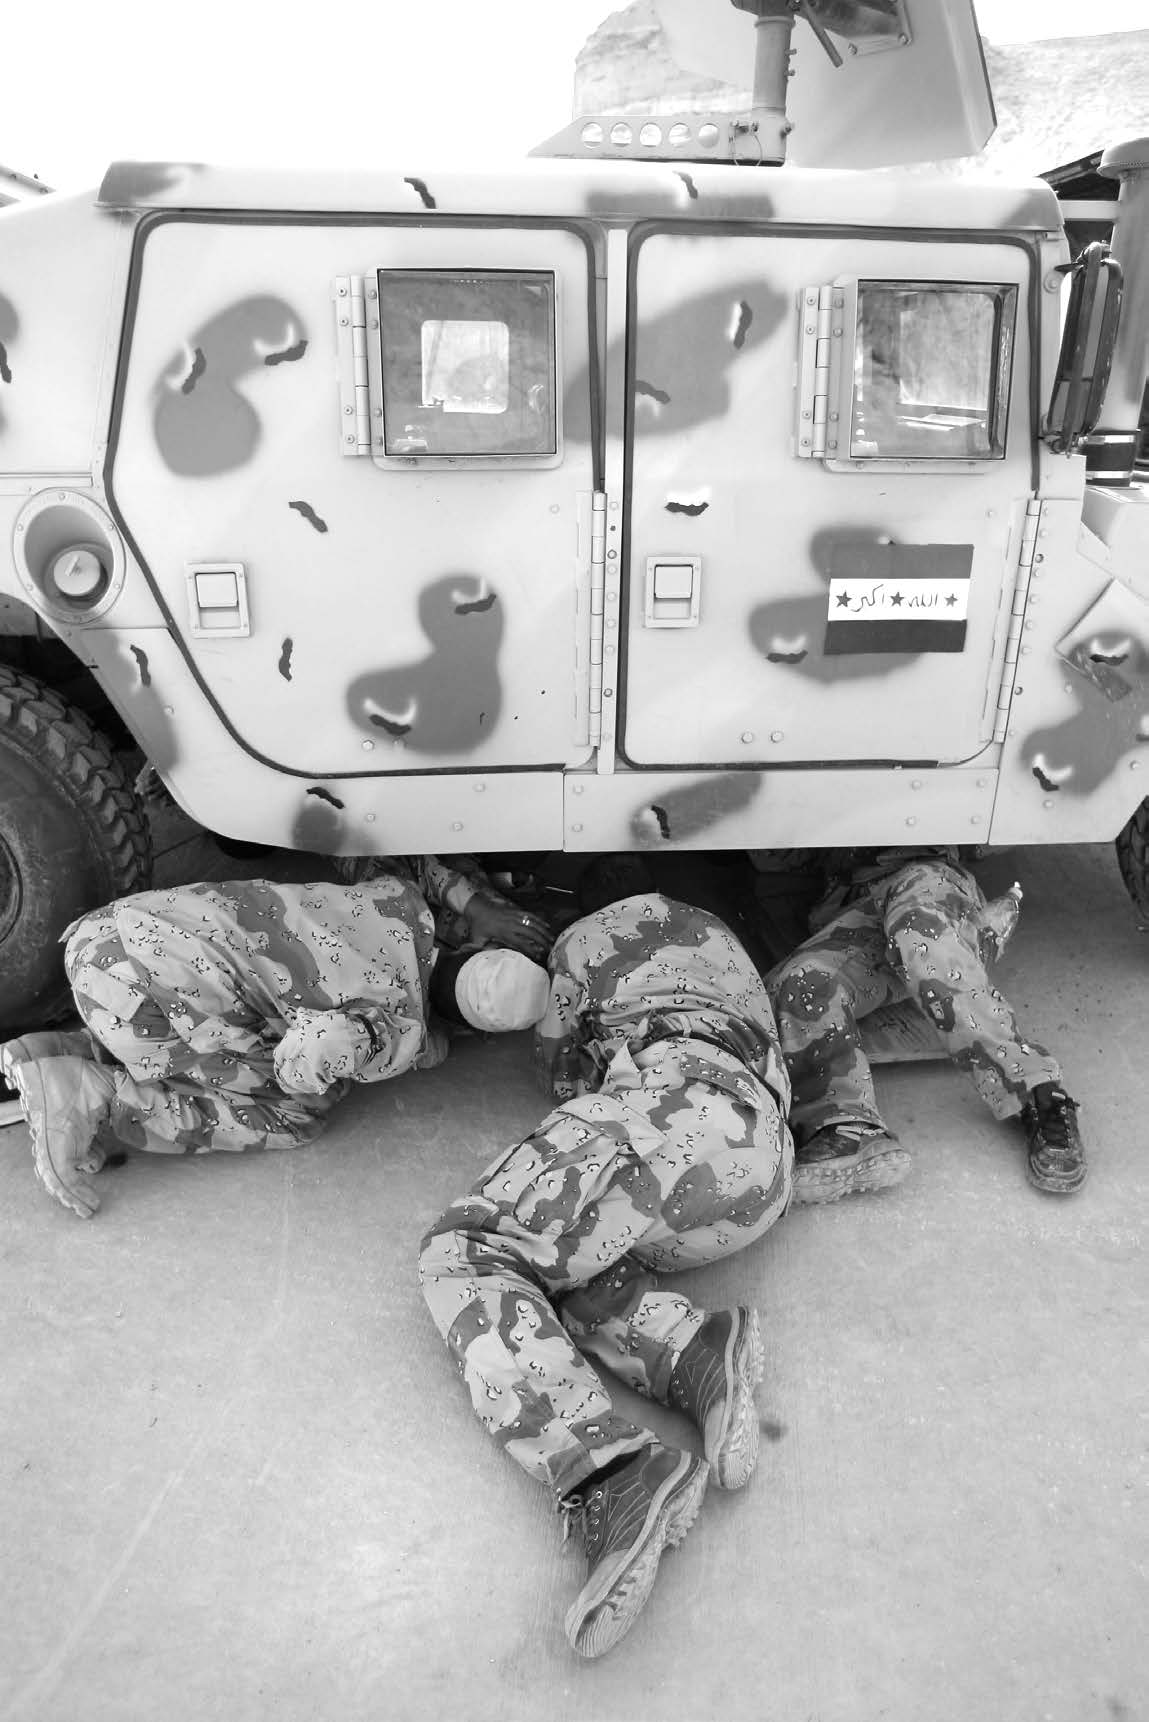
[
  {"xmin": 107, "ymin": 217, "xmax": 598, "ymax": 781},
  {"xmin": 619, "ymin": 224, "xmax": 1034, "ymax": 772}
]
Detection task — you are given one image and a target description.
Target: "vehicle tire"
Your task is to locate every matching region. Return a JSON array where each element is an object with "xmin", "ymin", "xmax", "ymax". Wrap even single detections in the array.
[
  {"xmin": 1115, "ymin": 795, "xmax": 1149, "ymax": 920},
  {"xmin": 0, "ymin": 665, "xmax": 152, "ymax": 1035}
]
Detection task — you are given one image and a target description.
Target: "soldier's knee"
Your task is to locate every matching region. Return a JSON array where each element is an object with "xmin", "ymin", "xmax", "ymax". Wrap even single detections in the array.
[{"xmin": 770, "ymin": 958, "xmax": 844, "ymax": 1018}]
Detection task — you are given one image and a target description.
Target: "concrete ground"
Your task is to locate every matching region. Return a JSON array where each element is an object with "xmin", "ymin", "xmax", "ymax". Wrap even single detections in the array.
[{"xmin": 1, "ymin": 832, "xmax": 1146, "ymax": 1722}]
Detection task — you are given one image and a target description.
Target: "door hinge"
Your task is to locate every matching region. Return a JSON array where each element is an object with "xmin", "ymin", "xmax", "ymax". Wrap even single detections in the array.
[
  {"xmin": 993, "ymin": 498, "xmax": 1042, "ymax": 742},
  {"xmin": 574, "ymin": 491, "xmax": 607, "ymax": 752},
  {"xmin": 333, "ymin": 275, "xmax": 371, "ymax": 456},
  {"xmin": 589, "ymin": 491, "xmax": 606, "ymax": 749},
  {"xmin": 795, "ymin": 284, "xmax": 847, "ymax": 460}
]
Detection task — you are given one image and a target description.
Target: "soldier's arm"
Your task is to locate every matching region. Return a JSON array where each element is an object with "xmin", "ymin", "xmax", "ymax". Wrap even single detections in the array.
[
  {"xmin": 409, "ymin": 855, "xmax": 552, "ymax": 962},
  {"xmin": 532, "ymin": 938, "xmax": 584, "ymax": 1099},
  {"xmin": 402, "ymin": 854, "xmax": 484, "ymax": 916}
]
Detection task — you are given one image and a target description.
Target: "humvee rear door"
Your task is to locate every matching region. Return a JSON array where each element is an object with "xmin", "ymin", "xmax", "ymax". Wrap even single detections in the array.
[
  {"xmin": 619, "ymin": 225, "xmax": 1034, "ymax": 771},
  {"xmin": 108, "ymin": 217, "xmax": 597, "ymax": 778}
]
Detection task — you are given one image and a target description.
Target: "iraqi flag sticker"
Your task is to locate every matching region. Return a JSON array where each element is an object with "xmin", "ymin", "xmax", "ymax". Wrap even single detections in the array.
[{"xmin": 824, "ymin": 543, "xmax": 973, "ymax": 655}]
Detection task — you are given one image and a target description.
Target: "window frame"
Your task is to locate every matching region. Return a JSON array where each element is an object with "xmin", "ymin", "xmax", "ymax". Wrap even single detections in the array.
[
  {"xmin": 818, "ymin": 276, "xmax": 1019, "ymax": 474},
  {"xmin": 368, "ymin": 266, "xmax": 563, "ymax": 470}
]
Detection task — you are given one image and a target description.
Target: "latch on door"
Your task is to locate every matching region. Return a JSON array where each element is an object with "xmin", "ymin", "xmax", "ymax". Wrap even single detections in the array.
[
  {"xmin": 186, "ymin": 563, "xmax": 250, "ymax": 637},
  {"xmin": 644, "ymin": 556, "xmax": 701, "ymax": 628}
]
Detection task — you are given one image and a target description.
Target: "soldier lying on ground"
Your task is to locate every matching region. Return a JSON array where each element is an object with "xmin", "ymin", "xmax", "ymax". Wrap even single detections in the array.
[
  {"xmin": 2, "ymin": 856, "xmax": 552, "ymax": 1219},
  {"xmin": 759, "ymin": 847, "xmax": 1086, "ymax": 1203},
  {"xmin": 419, "ymin": 856, "xmax": 793, "ymax": 1659}
]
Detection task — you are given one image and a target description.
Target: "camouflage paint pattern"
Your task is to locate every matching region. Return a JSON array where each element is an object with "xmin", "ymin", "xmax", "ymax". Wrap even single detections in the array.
[
  {"xmin": 621, "ymin": 229, "xmax": 1034, "ymax": 770},
  {"xmin": 151, "ymin": 295, "xmax": 309, "ymax": 477},
  {"xmin": 628, "ymin": 771, "xmax": 762, "ymax": 847},
  {"xmin": 86, "ymin": 159, "xmax": 1061, "ymax": 230},
  {"xmin": 345, "ymin": 575, "xmax": 503, "ymax": 751},
  {"xmin": 994, "ymin": 498, "xmax": 1149, "ymax": 846},
  {"xmin": 767, "ymin": 855, "xmax": 1061, "ymax": 1142},
  {"xmin": 0, "ymin": 290, "xmax": 16, "ymax": 431},
  {"xmin": 62, "ymin": 868, "xmax": 468, "ymax": 1155},
  {"xmin": 106, "ymin": 219, "xmax": 596, "ymax": 783},
  {"xmin": 555, "ymin": 764, "xmax": 1003, "ymax": 854},
  {"xmin": 421, "ymin": 893, "xmax": 791, "ymax": 1497},
  {"xmin": 0, "ymin": 160, "xmax": 1146, "ymax": 863}
]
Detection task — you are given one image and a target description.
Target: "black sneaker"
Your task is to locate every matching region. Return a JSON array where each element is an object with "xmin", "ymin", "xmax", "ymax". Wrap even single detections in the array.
[
  {"xmin": 1021, "ymin": 1083, "xmax": 1087, "ymax": 1194},
  {"xmin": 668, "ymin": 1307, "xmax": 764, "ymax": 1491},
  {"xmin": 792, "ymin": 1122, "xmax": 912, "ymax": 1205},
  {"xmin": 562, "ymin": 1442, "xmax": 708, "ymax": 1658}
]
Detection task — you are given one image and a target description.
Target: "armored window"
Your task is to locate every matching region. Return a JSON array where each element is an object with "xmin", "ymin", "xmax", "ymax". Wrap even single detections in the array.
[
  {"xmin": 851, "ymin": 282, "xmax": 1017, "ymax": 461},
  {"xmin": 377, "ymin": 270, "xmax": 557, "ymax": 459}
]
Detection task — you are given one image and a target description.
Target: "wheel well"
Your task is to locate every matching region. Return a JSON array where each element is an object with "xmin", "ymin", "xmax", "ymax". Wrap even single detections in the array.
[{"xmin": 0, "ymin": 618, "xmax": 135, "ymax": 750}]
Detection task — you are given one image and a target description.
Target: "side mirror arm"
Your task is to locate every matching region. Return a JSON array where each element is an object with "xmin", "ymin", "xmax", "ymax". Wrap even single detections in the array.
[{"xmin": 1042, "ymin": 241, "xmax": 1124, "ymax": 455}]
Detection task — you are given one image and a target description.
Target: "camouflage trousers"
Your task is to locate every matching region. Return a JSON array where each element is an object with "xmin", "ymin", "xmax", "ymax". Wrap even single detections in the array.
[
  {"xmin": 67, "ymin": 930, "xmax": 341, "ymax": 1156},
  {"xmin": 419, "ymin": 1036, "xmax": 792, "ymax": 1500},
  {"xmin": 767, "ymin": 858, "xmax": 1061, "ymax": 1144}
]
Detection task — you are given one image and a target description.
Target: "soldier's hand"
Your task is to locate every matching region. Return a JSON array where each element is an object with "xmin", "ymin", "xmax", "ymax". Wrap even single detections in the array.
[
  {"xmin": 464, "ymin": 896, "xmax": 553, "ymax": 962},
  {"xmin": 273, "ymin": 1009, "xmax": 370, "ymax": 1094}
]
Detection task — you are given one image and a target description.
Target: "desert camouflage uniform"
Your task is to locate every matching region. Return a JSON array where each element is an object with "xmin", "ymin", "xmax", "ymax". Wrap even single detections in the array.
[
  {"xmin": 335, "ymin": 853, "xmax": 508, "ymax": 951},
  {"xmin": 766, "ymin": 852, "xmax": 1061, "ymax": 1144},
  {"xmin": 420, "ymin": 893, "xmax": 792, "ymax": 1500},
  {"xmin": 62, "ymin": 862, "xmax": 479, "ymax": 1156}
]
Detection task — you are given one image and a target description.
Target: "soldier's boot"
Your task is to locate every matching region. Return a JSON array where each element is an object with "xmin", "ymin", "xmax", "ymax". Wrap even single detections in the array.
[
  {"xmin": 1021, "ymin": 1083, "xmax": 1087, "ymax": 1194},
  {"xmin": 792, "ymin": 1121, "xmax": 912, "ymax": 1205},
  {"xmin": 11, "ymin": 1056, "xmax": 118, "ymax": 1219},
  {"xmin": 562, "ymin": 1442, "xmax": 708, "ymax": 1658},
  {"xmin": 974, "ymin": 881, "xmax": 1023, "ymax": 964},
  {"xmin": 667, "ymin": 1307, "xmax": 764, "ymax": 1491},
  {"xmin": 1, "ymin": 1029, "xmax": 102, "ymax": 1085}
]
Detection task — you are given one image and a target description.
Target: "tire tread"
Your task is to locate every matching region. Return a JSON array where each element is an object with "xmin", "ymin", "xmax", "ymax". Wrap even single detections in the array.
[
  {"xmin": 1116, "ymin": 797, "xmax": 1149, "ymax": 919},
  {"xmin": 0, "ymin": 664, "xmax": 152, "ymax": 1027}
]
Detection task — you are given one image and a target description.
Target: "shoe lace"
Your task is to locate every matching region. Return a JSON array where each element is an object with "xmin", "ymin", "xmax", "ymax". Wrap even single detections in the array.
[
  {"xmin": 558, "ymin": 1485, "xmax": 604, "ymax": 1547},
  {"xmin": 558, "ymin": 1496, "xmax": 583, "ymax": 1545},
  {"xmin": 1036, "ymin": 1089, "xmax": 1077, "ymax": 1149},
  {"xmin": 828, "ymin": 1122, "xmax": 887, "ymax": 1147}
]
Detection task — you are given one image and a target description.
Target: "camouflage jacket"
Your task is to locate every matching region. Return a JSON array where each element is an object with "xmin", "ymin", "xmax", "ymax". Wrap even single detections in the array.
[
  {"xmin": 749, "ymin": 845, "xmax": 967, "ymax": 932},
  {"xmin": 533, "ymin": 893, "xmax": 790, "ymax": 1107},
  {"xmin": 335, "ymin": 853, "xmax": 509, "ymax": 950},
  {"xmin": 62, "ymin": 865, "xmax": 481, "ymax": 1084}
]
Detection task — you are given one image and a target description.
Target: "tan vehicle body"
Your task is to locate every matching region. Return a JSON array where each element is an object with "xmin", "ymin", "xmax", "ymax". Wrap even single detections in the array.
[
  {"xmin": 2, "ymin": 154, "xmax": 1147, "ymax": 874},
  {"xmin": 2, "ymin": 161, "xmax": 1143, "ymax": 854}
]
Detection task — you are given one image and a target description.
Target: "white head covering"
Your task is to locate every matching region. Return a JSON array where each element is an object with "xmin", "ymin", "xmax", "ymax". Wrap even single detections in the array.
[{"xmin": 453, "ymin": 949, "xmax": 550, "ymax": 1032}]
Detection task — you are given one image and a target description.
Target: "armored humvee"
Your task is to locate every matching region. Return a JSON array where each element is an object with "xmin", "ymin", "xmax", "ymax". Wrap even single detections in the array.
[{"xmin": 1, "ymin": 0, "xmax": 1147, "ymax": 1031}]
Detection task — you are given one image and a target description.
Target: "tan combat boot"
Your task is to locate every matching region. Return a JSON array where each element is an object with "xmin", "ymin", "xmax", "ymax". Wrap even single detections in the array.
[
  {"xmin": 562, "ymin": 1442, "xmax": 708, "ymax": 1658},
  {"xmin": 1, "ymin": 1028, "xmax": 101, "ymax": 1084},
  {"xmin": 12, "ymin": 1055, "xmax": 117, "ymax": 1219},
  {"xmin": 668, "ymin": 1306, "xmax": 765, "ymax": 1491}
]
